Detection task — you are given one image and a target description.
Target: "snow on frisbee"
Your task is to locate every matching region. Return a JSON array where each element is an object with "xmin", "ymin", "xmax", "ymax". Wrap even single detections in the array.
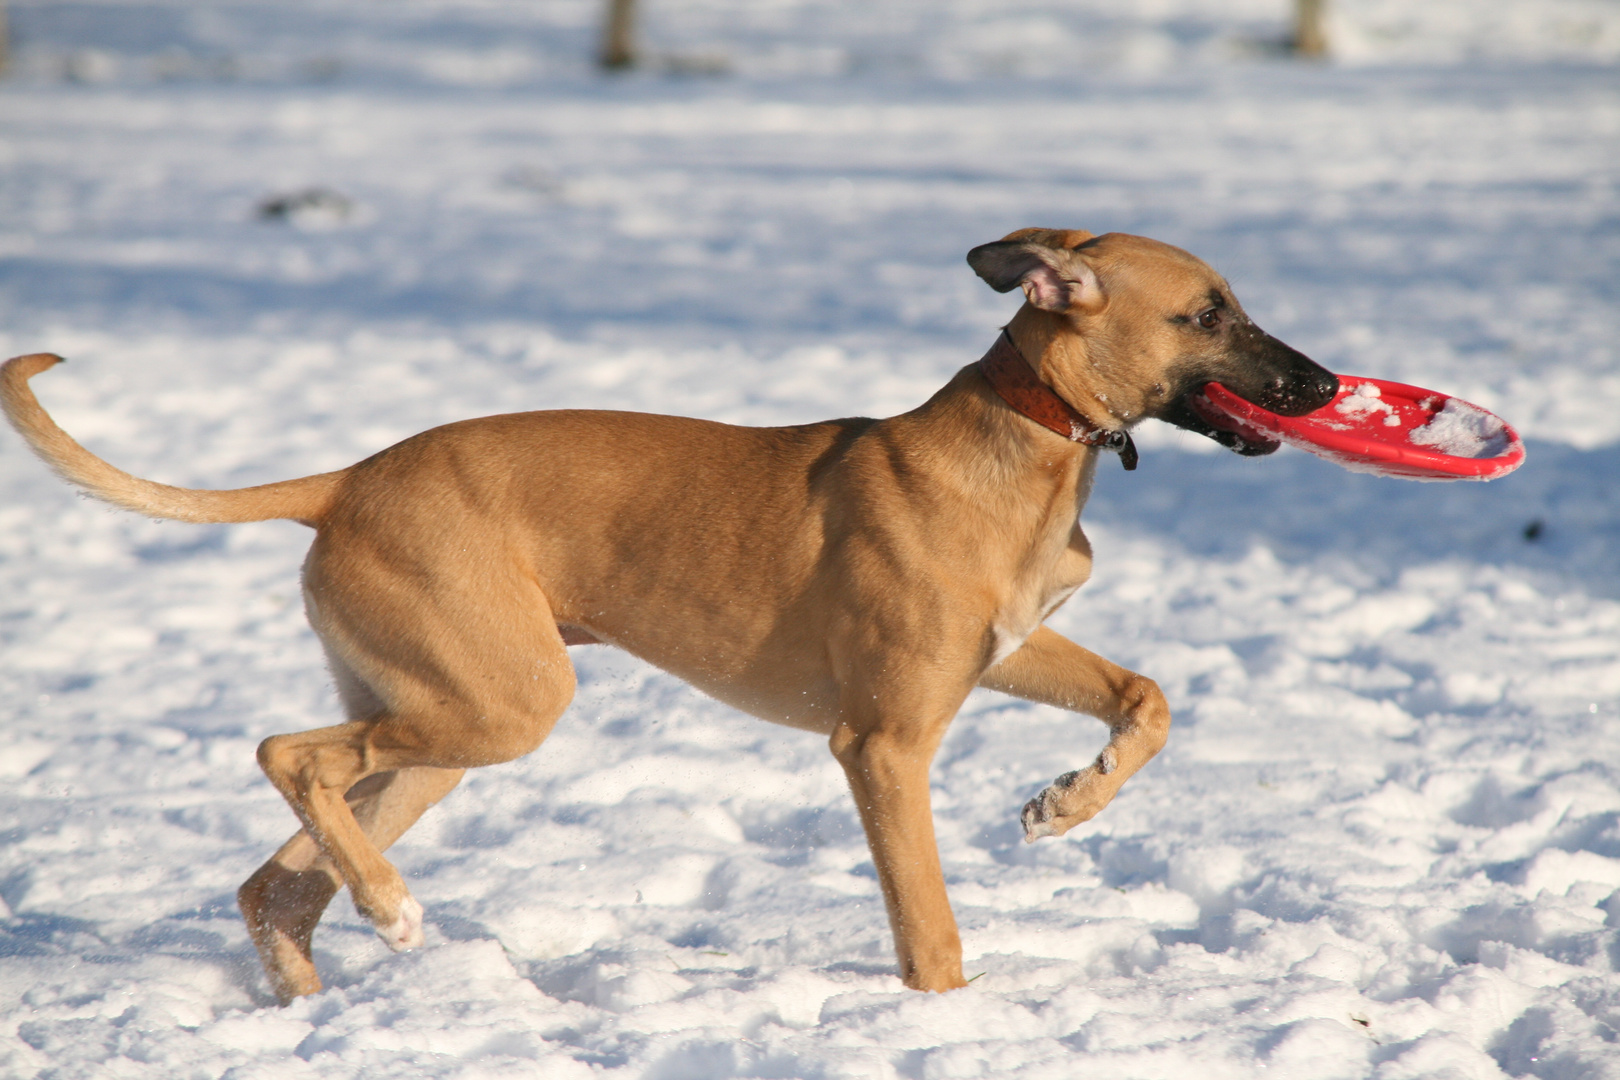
[{"xmin": 1193, "ymin": 376, "xmax": 1525, "ymax": 481}]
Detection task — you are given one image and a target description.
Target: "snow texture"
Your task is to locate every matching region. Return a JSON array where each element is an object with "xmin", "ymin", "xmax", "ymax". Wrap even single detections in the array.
[
  {"xmin": 1412, "ymin": 398, "xmax": 1514, "ymax": 459},
  {"xmin": 1336, "ymin": 382, "xmax": 1402, "ymax": 428},
  {"xmin": 1, "ymin": 1, "xmax": 1619, "ymax": 1077}
]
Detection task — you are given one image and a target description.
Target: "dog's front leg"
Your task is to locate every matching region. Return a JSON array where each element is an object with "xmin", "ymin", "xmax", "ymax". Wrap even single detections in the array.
[
  {"xmin": 980, "ymin": 626, "xmax": 1171, "ymax": 841},
  {"xmin": 829, "ymin": 707, "xmax": 969, "ymax": 993}
]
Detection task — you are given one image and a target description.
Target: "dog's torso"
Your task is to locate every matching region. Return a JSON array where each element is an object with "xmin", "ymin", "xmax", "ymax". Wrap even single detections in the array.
[{"xmin": 306, "ymin": 365, "xmax": 1098, "ymax": 733}]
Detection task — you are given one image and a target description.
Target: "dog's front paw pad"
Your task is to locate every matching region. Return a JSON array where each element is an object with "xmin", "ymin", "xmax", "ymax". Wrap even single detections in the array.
[{"xmin": 376, "ymin": 895, "xmax": 425, "ymax": 952}]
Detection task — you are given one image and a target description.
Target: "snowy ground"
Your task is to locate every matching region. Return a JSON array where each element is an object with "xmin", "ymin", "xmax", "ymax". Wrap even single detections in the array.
[{"xmin": 1, "ymin": 1, "xmax": 1619, "ymax": 1077}]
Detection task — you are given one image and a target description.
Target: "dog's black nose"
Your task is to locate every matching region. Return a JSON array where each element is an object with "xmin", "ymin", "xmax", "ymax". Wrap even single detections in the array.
[
  {"xmin": 1308, "ymin": 368, "xmax": 1340, "ymax": 410},
  {"xmin": 1266, "ymin": 334, "xmax": 1339, "ymax": 414}
]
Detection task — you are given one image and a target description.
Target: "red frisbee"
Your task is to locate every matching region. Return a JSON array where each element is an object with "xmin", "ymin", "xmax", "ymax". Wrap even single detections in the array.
[{"xmin": 1191, "ymin": 376, "xmax": 1525, "ymax": 481}]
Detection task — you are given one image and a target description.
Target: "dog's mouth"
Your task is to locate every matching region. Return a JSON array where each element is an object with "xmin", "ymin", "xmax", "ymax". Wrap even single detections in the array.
[
  {"xmin": 1160, "ymin": 332, "xmax": 1339, "ymax": 456},
  {"xmin": 1162, "ymin": 392, "xmax": 1284, "ymax": 455}
]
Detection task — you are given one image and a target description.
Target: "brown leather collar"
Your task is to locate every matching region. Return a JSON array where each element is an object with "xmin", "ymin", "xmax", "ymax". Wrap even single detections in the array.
[{"xmin": 977, "ymin": 330, "xmax": 1138, "ymax": 471}]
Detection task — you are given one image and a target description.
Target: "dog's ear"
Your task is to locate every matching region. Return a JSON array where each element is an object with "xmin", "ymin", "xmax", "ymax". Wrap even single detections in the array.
[
  {"xmin": 998, "ymin": 227, "xmax": 1096, "ymax": 249},
  {"xmin": 966, "ymin": 235, "xmax": 1105, "ymax": 314}
]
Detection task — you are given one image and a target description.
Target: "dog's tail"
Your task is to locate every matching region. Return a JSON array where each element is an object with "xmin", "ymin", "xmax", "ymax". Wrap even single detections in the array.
[{"xmin": 2, "ymin": 353, "xmax": 344, "ymax": 527}]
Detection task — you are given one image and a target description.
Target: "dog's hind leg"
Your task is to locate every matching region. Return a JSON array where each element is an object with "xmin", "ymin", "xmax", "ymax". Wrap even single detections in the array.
[
  {"xmin": 238, "ymin": 765, "xmax": 464, "ymax": 1002},
  {"xmin": 979, "ymin": 626, "xmax": 1171, "ymax": 841},
  {"xmin": 249, "ymin": 553, "xmax": 577, "ymax": 995}
]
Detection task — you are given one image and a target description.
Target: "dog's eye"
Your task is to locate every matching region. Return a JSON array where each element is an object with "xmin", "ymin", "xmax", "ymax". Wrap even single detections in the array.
[{"xmin": 1196, "ymin": 307, "xmax": 1220, "ymax": 329}]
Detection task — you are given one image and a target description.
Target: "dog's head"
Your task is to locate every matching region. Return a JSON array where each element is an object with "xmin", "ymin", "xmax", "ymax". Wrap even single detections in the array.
[{"xmin": 967, "ymin": 229, "xmax": 1338, "ymax": 455}]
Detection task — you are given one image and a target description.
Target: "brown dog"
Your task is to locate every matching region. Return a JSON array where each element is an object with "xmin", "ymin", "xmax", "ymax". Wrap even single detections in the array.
[{"xmin": 1, "ymin": 229, "xmax": 1337, "ymax": 1001}]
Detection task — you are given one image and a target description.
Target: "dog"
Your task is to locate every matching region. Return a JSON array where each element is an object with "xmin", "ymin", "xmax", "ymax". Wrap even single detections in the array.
[{"xmin": 1, "ymin": 228, "xmax": 1338, "ymax": 1001}]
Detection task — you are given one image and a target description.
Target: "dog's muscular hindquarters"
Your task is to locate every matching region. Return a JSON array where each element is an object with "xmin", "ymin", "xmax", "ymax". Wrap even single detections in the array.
[{"xmin": 1, "ymin": 229, "xmax": 1337, "ymax": 999}]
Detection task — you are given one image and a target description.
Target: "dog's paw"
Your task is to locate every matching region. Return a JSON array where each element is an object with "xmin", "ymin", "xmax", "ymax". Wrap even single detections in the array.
[
  {"xmin": 375, "ymin": 894, "xmax": 425, "ymax": 952},
  {"xmin": 1020, "ymin": 804, "xmax": 1061, "ymax": 843},
  {"xmin": 1021, "ymin": 753, "xmax": 1120, "ymax": 843},
  {"xmin": 1021, "ymin": 769, "xmax": 1081, "ymax": 842}
]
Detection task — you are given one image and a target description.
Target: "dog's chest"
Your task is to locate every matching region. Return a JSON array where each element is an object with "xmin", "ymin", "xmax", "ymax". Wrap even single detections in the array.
[
  {"xmin": 984, "ymin": 518, "xmax": 1088, "ymax": 667},
  {"xmin": 990, "ymin": 582, "xmax": 1079, "ymax": 664},
  {"xmin": 987, "ymin": 538, "xmax": 1089, "ymax": 665}
]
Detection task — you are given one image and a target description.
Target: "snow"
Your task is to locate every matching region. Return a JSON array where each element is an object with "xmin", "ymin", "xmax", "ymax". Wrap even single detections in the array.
[
  {"xmin": 1411, "ymin": 398, "xmax": 1514, "ymax": 460},
  {"xmin": 2, "ymin": 1, "xmax": 1619, "ymax": 1077},
  {"xmin": 1335, "ymin": 382, "xmax": 1402, "ymax": 428}
]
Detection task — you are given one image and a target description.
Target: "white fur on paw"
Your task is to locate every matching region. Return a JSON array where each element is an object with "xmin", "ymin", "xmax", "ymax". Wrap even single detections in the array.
[{"xmin": 376, "ymin": 894, "xmax": 424, "ymax": 952}]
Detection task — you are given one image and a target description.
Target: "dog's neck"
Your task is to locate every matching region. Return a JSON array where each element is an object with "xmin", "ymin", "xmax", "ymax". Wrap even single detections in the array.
[
  {"xmin": 976, "ymin": 331, "xmax": 1137, "ymax": 471},
  {"xmin": 1003, "ymin": 307, "xmax": 1148, "ymax": 428},
  {"xmin": 887, "ymin": 341, "xmax": 1110, "ymax": 520}
]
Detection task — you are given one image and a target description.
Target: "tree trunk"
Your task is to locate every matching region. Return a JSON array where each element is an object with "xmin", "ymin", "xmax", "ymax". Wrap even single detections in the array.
[
  {"xmin": 600, "ymin": 0, "xmax": 638, "ymax": 71},
  {"xmin": 1293, "ymin": 0, "xmax": 1328, "ymax": 58}
]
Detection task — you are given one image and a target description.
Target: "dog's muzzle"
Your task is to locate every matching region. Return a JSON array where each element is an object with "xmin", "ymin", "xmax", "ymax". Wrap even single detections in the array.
[{"xmin": 1161, "ymin": 328, "xmax": 1338, "ymax": 455}]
